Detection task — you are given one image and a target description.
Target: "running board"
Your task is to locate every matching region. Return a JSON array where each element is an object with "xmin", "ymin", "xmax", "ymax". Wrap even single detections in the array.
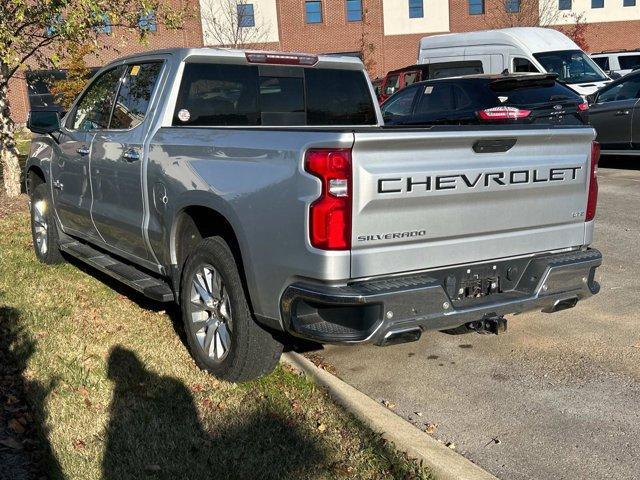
[{"xmin": 59, "ymin": 241, "xmax": 175, "ymax": 302}]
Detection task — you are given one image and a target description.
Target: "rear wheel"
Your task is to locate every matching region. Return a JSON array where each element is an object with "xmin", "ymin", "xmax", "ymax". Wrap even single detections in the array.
[
  {"xmin": 180, "ymin": 237, "xmax": 283, "ymax": 382},
  {"xmin": 30, "ymin": 183, "xmax": 65, "ymax": 265}
]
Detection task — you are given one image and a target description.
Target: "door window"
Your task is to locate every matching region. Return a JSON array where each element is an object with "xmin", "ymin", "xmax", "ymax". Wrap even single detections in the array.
[
  {"xmin": 592, "ymin": 56, "xmax": 610, "ymax": 71},
  {"xmin": 70, "ymin": 67, "xmax": 125, "ymax": 130},
  {"xmin": 597, "ymin": 77, "xmax": 640, "ymax": 103},
  {"xmin": 110, "ymin": 62, "xmax": 163, "ymax": 130},
  {"xmin": 404, "ymin": 71, "xmax": 419, "ymax": 87},
  {"xmin": 384, "ymin": 75, "xmax": 400, "ymax": 96},
  {"xmin": 618, "ymin": 55, "xmax": 640, "ymax": 71},
  {"xmin": 513, "ymin": 57, "xmax": 540, "ymax": 73},
  {"xmin": 381, "ymin": 87, "xmax": 417, "ymax": 118}
]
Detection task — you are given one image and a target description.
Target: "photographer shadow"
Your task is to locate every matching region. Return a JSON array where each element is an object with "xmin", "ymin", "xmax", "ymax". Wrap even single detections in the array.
[{"xmin": 103, "ymin": 346, "xmax": 327, "ymax": 480}]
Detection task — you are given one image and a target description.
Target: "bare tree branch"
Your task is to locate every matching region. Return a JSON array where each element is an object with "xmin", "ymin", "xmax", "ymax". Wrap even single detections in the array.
[{"xmin": 201, "ymin": 0, "xmax": 271, "ymax": 49}]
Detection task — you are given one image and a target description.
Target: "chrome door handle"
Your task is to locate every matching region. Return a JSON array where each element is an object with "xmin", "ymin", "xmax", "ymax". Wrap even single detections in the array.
[
  {"xmin": 615, "ymin": 110, "xmax": 630, "ymax": 116},
  {"xmin": 122, "ymin": 149, "xmax": 141, "ymax": 162},
  {"xmin": 76, "ymin": 146, "xmax": 90, "ymax": 156}
]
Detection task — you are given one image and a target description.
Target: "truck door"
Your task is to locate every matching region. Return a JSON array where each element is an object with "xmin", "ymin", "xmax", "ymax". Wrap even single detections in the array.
[
  {"xmin": 90, "ymin": 61, "xmax": 164, "ymax": 261},
  {"xmin": 51, "ymin": 66, "xmax": 125, "ymax": 237}
]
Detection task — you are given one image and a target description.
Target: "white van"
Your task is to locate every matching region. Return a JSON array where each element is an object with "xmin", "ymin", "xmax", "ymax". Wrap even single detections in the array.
[{"xmin": 417, "ymin": 27, "xmax": 611, "ymax": 95}]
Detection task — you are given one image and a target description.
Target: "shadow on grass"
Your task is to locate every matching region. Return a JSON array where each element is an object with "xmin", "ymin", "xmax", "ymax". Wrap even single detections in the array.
[
  {"xmin": 0, "ymin": 306, "xmax": 63, "ymax": 480},
  {"xmin": 103, "ymin": 346, "xmax": 327, "ymax": 480}
]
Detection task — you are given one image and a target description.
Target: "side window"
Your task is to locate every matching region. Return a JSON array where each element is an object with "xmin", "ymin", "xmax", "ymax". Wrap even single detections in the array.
[
  {"xmin": 70, "ymin": 67, "xmax": 124, "ymax": 130},
  {"xmin": 618, "ymin": 55, "xmax": 640, "ymax": 71},
  {"xmin": 404, "ymin": 71, "xmax": 419, "ymax": 87},
  {"xmin": 592, "ymin": 56, "xmax": 610, "ymax": 71},
  {"xmin": 513, "ymin": 58, "xmax": 540, "ymax": 73},
  {"xmin": 381, "ymin": 87, "xmax": 417, "ymax": 118},
  {"xmin": 430, "ymin": 61, "xmax": 483, "ymax": 79},
  {"xmin": 415, "ymin": 83, "xmax": 454, "ymax": 115},
  {"xmin": 384, "ymin": 75, "xmax": 400, "ymax": 96},
  {"xmin": 110, "ymin": 62, "xmax": 163, "ymax": 129},
  {"xmin": 597, "ymin": 78, "xmax": 640, "ymax": 103},
  {"xmin": 173, "ymin": 63, "xmax": 260, "ymax": 126}
]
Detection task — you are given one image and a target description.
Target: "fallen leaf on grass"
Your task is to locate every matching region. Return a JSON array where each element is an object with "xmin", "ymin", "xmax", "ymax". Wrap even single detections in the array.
[
  {"xmin": 0, "ymin": 437, "xmax": 23, "ymax": 450},
  {"xmin": 145, "ymin": 464, "xmax": 161, "ymax": 473},
  {"xmin": 72, "ymin": 439, "xmax": 86, "ymax": 450},
  {"xmin": 317, "ymin": 423, "xmax": 327, "ymax": 433},
  {"xmin": 446, "ymin": 442, "xmax": 456, "ymax": 449},
  {"xmin": 8, "ymin": 418, "xmax": 25, "ymax": 434}
]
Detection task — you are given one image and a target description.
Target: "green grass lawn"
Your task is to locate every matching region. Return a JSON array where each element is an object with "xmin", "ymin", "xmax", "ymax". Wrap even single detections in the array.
[{"xmin": 0, "ymin": 209, "xmax": 433, "ymax": 480}]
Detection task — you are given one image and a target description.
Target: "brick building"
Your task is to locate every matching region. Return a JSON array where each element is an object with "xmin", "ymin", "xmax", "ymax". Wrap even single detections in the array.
[
  {"xmin": 200, "ymin": 0, "xmax": 640, "ymax": 76},
  {"xmin": 10, "ymin": 0, "xmax": 640, "ymax": 123}
]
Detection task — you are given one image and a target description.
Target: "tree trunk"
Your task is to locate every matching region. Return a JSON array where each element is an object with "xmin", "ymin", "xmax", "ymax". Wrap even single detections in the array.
[{"xmin": 0, "ymin": 71, "xmax": 21, "ymax": 198}]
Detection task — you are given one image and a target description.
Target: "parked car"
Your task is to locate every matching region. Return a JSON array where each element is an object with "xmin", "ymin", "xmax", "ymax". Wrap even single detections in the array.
[
  {"xmin": 377, "ymin": 62, "xmax": 485, "ymax": 103},
  {"xmin": 591, "ymin": 50, "xmax": 640, "ymax": 78},
  {"xmin": 25, "ymin": 48, "xmax": 602, "ymax": 382},
  {"xmin": 418, "ymin": 27, "xmax": 611, "ymax": 95},
  {"xmin": 381, "ymin": 74, "xmax": 589, "ymax": 126},
  {"xmin": 588, "ymin": 69, "xmax": 640, "ymax": 155}
]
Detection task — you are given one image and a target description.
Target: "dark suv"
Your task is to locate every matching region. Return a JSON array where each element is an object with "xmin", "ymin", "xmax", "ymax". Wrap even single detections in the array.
[{"xmin": 381, "ymin": 74, "xmax": 589, "ymax": 126}]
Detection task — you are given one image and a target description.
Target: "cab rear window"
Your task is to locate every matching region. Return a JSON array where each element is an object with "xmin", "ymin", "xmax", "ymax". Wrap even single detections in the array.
[{"xmin": 173, "ymin": 63, "xmax": 376, "ymax": 127}]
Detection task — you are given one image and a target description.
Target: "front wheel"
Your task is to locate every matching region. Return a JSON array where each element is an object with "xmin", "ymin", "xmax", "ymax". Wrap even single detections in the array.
[
  {"xmin": 180, "ymin": 237, "xmax": 283, "ymax": 382},
  {"xmin": 30, "ymin": 183, "xmax": 65, "ymax": 265}
]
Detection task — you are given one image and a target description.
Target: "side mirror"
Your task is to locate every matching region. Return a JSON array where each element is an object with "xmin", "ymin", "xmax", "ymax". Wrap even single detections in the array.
[
  {"xmin": 608, "ymin": 71, "xmax": 622, "ymax": 80},
  {"xmin": 27, "ymin": 110, "xmax": 61, "ymax": 134},
  {"xmin": 586, "ymin": 93, "xmax": 597, "ymax": 105}
]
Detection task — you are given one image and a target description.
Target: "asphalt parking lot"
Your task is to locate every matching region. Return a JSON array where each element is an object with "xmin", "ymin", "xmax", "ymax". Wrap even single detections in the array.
[{"xmin": 319, "ymin": 159, "xmax": 640, "ymax": 480}]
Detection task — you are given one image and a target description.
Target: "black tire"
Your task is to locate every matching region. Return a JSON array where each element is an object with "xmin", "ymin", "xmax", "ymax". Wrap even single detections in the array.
[
  {"xmin": 180, "ymin": 236, "xmax": 283, "ymax": 382},
  {"xmin": 30, "ymin": 183, "xmax": 65, "ymax": 265}
]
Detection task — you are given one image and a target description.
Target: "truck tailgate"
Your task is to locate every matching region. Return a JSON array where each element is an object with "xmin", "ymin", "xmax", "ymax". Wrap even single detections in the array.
[{"xmin": 350, "ymin": 127, "xmax": 595, "ymax": 278}]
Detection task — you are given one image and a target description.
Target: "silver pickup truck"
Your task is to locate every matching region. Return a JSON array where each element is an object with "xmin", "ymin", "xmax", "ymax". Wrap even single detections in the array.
[{"xmin": 25, "ymin": 48, "xmax": 602, "ymax": 382}]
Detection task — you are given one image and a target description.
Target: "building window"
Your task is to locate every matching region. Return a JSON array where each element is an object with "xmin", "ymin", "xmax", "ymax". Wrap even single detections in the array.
[
  {"xmin": 305, "ymin": 1, "xmax": 323, "ymax": 23},
  {"xmin": 591, "ymin": 0, "xmax": 604, "ymax": 7},
  {"xmin": 346, "ymin": 0, "xmax": 362, "ymax": 22},
  {"xmin": 558, "ymin": 0, "xmax": 572, "ymax": 10},
  {"xmin": 138, "ymin": 10, "xmax": 157, "ymax": 32},
  {"xmin": 505, "ymin": 0, "xmax": 520, "ymax": 12},
  {"xmin": 624, "ymin": 0, "xmax": 635, "ymax": 6},
  {"xmin": 237, "ymin": 3, "xmax": 255, "ymax": 27},
  {"xmin": 97, "ymin": 14, "xmax": 111, "ymax": 34},
  {"xmin": 409, "ymin": 0, "xmax": 424, "ymax": 18},
  {"xmin": 45, "ymin": 14, "xmax": 64, "ymax": 37},
  {"xmin": 468, "ymin": 0, "xmax": 485, "ymax": 15}
]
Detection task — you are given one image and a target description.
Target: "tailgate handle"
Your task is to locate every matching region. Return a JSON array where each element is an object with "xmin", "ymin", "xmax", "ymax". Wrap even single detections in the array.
[{"xmin": 473, "ymin": 138, "xmax": 517, "ymax": 153}]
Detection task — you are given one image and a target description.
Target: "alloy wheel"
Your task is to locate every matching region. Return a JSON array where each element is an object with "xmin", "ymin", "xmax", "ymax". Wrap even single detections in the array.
[
  {"xmin": 189, "ymin": 264, "xmax": 232, "ymax": 361},
  {"xmin": 33, "ymin": 199, "xmax": 48, "ymax": 255}
]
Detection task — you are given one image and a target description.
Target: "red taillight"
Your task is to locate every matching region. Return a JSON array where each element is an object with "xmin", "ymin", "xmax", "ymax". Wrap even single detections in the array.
[
  {"xmin": 477, "ymin": 106, "xmax": 531, "ymax": 120},
  {"xmin": 586, "ymin": 141, "xmax": 600, "ymax": 222},
  {"xmin": 305, "ymin": 148, "xmax": 352, "ymax": 250},
  {"xmin": 245, "ymin": 52, "xmax": 318, "ymax": 65},
  {"xmin": 577, "ymin": 101, "xmax": 589, "ymax": 111}
]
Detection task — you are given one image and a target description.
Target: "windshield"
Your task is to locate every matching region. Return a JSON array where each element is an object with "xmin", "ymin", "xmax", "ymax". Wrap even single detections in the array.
[{"xmin": 533, "ymin": 50, "xmax": 608, "ymax": 84}]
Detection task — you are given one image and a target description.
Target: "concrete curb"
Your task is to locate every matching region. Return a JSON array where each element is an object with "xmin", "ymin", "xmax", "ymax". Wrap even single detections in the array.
[{"xmin": 282, "ymin": 352, "xmax": 498, "ymax": 480}]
